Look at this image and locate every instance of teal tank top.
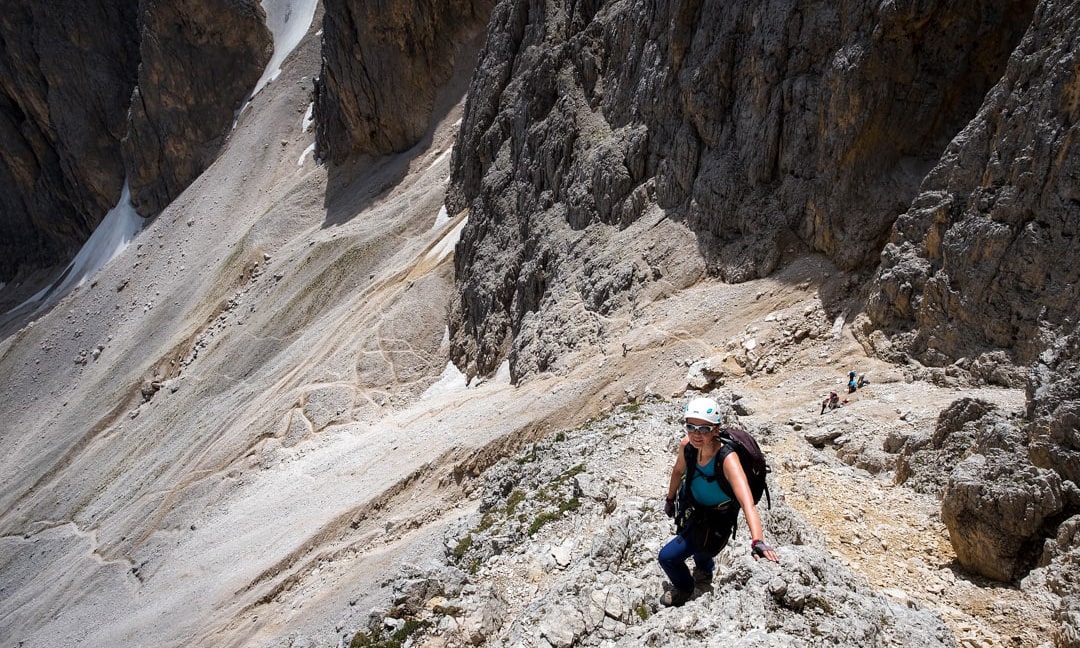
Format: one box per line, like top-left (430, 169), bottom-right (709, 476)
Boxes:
top-left (690, 450), bottom-right (732, 506)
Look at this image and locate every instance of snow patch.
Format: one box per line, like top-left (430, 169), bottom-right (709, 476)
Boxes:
top-left (431, 205), bottom-right (450, 230)
top-left (425, 216), bottom-right (466, 263)
top-left (426, 148), bottom-right (451, 172)
top-left (302, 103), bottom-right (314, 132)
top-left (831, 314), bottom-right (845, 339)
top-left (251, 0), bottom-right (318, 98)
top-left (494, 359), bottom-right (512, 384)
top-left (297, 142), bottom-right (316, 166)
top-left (10, 183), bottom-right (143, 315)
top-left (421, 362), bottom-right (469, 399)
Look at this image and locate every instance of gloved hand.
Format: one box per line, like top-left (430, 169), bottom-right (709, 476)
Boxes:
top-left (751, 539), bottom-right (779, 562)
top-left (664, 497), bottom-right (676, 518)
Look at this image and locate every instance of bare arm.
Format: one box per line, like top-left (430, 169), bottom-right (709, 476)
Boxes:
top-left (722, 452), bottom-right (780, 562)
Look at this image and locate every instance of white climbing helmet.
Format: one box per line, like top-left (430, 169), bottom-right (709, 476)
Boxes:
top-left (684, 397), bottom-right (722, 425)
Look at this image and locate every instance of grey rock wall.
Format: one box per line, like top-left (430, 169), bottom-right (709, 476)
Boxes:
top-left (313, 0), bottom-right (494, 163)
top-left (447, 0), bottom-right (1035, 379)
top-left (862, 0), bottom-right (1080, 373)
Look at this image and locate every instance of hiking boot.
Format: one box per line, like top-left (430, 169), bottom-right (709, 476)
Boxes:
top-left (660, 588), bottom-right (693, 607)
top-left (692, 566), bottom-right (713, 585)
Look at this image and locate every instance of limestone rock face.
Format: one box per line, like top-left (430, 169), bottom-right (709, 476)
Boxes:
top-left (123, 0), bottom-right (272, 215)
top-left (447, 0), bottom-right (1034, 378)
top-left (313, 0), bottom-right (494, 163)
top-left (0, 1), bottom-right (140, 280)
top-left (1027, 327), bottom-right (1080, 488)
top-left (0, 0), bottom-right (271, 282)
top-left (862, 0), bottom-right (1080, 373)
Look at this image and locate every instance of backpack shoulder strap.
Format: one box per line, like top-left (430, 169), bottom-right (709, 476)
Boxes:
top-left (714, 441), bottom-right (737, 499)
top-left (683, 442), bottom-right (697, 483)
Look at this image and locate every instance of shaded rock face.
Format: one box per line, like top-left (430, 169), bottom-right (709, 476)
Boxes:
top-left (447, 0), bottom-right (1035, 378)
top-left (862, 0), bottom-right (1080, 373)
top-left (313, 0), bottom-right (495, 164)
top-left (124, 0), bottom-right (272, 216)
top-left (0, 0), bottom-right (271, 283)
top-left (0, 1), bottom-right (140, 281)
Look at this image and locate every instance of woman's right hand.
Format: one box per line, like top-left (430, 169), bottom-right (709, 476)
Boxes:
top-left (664, 497), bottom-right (676, 518)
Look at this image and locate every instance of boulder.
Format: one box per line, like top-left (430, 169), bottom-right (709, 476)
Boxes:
top-left (941, 450), bottom-right (1064, 581)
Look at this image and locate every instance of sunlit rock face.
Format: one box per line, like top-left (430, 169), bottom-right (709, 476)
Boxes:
top-left (313, 0), bottom-right (495, 163)
top-left (123, 0), bottom-right (272, 216)
top-left (0, 1), bottom-right (140, 281)
top-left (445, 0), bottom-right (1035, 379)
top-left (862, 0), bottom-right (1080, 374)
top-left (0, 0), bottom-right (271, 283)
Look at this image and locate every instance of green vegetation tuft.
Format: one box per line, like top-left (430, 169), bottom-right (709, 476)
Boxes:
top-left (452, 534), bottom-right (473, 561)
top-left (517, 443), bottom-right (539, 464)
top-left (350, 618), bottom-right (428, 648)
top-left (528, 497), bottom-right (581, 536)
top-left (558, 464), bottom-right (586, 482)
top-left (506, 489), bottom-right (526, 514)
top-left (636, 605), bottom-right (650, 621)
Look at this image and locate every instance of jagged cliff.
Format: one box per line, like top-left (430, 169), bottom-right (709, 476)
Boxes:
top-left (861, 0), bottom-right (1080, 373)
top-left (445, 0), bottom-right (1039, 380)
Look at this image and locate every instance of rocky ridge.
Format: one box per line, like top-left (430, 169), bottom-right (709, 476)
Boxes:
top-left (335, 395), bottom-right (1057, 648)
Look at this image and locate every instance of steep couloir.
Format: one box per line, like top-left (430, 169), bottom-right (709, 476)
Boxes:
top-left (0, 0), bottom-right (271, 283)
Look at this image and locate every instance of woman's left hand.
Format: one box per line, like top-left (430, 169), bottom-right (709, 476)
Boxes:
top-left (751, 539), bottom-right (780, 563)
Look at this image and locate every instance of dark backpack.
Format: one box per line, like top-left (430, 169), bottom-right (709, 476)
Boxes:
top-left (683, 427), bottom-right (771, 510)
top-left (717, 427), bottom-right (771, 508)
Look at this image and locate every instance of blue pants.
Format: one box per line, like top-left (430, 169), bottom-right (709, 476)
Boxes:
top-left (658, 534), bottom-right (714, 592)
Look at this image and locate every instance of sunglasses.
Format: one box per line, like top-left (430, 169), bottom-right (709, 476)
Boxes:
top-left (684, 423), bottom-right (717, 434)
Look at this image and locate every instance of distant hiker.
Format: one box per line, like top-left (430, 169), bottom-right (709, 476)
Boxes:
top-left (820, 391), bottom-right (840, 414)
top-left (857, 373), bottom-right (869, 388)
top-left (659, 397), bottom-right (779, 607)
top-left (847, 370), bottom-right (858, 394)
